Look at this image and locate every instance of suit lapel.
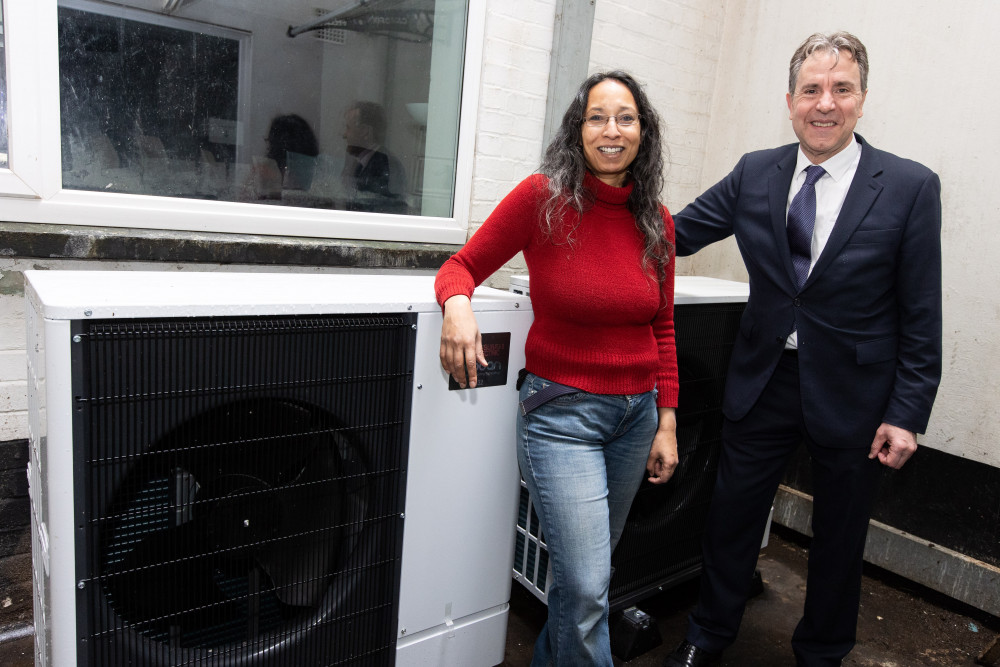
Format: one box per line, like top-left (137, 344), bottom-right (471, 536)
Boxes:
top-left (807, 137), bottom-right (884, 285)
top-left (769, 147), bottom-right (799, 288)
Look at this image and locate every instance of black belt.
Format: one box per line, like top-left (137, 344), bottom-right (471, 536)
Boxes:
top-left (516, 369), bottom-right (580, 415)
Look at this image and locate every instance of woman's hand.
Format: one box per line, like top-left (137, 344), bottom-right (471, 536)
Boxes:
top-left (646, 407), bottom-right (679, 484)
top-left (440, 295), bottom-right (487, 388)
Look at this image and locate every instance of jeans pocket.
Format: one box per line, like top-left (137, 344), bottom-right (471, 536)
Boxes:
top-left (548, 391), bottom-right (584, 406)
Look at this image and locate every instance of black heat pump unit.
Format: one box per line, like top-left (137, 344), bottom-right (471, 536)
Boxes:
top-left (76, 314), bottom-right (413, 665)
top-left (512, 277), bottom-right (753, 611)
top-left (608, 300), bottom-right (744, 609)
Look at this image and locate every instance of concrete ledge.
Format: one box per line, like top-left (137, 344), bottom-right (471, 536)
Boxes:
top-left (774, 485), bottom-right (1000, 617)
top-left (0, 222), bottom-right (460, 269)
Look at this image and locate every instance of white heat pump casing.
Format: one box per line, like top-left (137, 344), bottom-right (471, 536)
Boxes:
top-left (25, 270), bottom-right (532, 667)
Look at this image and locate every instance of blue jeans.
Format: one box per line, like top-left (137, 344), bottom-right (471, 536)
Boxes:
top-left (517, 373), bottom-right (658, 667)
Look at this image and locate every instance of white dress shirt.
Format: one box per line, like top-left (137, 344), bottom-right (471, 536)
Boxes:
top-left (785, 135), bottom-right (862, 348)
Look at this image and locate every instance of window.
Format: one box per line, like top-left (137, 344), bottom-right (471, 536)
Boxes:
top-left (1, 0), bottom-right (484, 243)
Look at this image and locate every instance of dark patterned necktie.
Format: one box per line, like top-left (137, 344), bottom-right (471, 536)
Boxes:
top-left (786, 165), bottom-right (826, 288)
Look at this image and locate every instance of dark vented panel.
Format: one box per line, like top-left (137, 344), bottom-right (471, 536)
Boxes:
top-left (609, 302), bottom-right (744, 610)
top-left (71, 314), bottom-right (416, 666)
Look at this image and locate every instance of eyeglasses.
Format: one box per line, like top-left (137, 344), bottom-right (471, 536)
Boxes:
top-left (583, 113), bottom-right (640, 127)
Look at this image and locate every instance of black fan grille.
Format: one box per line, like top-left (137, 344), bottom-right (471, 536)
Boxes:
top-left (609, 301), bottom-right (744, 609)
top-left (71, 313), bottom-right (416, 666)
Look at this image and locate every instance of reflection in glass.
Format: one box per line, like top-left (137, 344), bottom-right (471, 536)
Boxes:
top-left (58, 0), bottom-right (467, 217)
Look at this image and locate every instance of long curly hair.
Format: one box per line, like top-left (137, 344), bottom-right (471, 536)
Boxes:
top-left (538, 70), bottom-right (672, 285)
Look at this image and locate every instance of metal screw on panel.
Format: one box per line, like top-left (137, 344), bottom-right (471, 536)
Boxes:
top-left (400, 628), bottom-right (407, 636)
top-left (407, 305), bottom-right (413, 310)
top-left (400, 513), bottom-right (405, 519)
top-left (83, 310), bottom-right (92, 317)
top-left (515, 302), bottom-right (520, 308)
top-left (411, 324), bottom-right (417, 330)
top-left (72, 335), bottom-right (82, 343)
top-left (417, 384), bottom-right (423, 390)
top-left (77, 580), bottom-right (85, 590)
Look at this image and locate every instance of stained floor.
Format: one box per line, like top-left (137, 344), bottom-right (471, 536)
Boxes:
top-left (503, 527), bottom-right (1000, 666)
top-left (1, 528), bottom-right (997, 666)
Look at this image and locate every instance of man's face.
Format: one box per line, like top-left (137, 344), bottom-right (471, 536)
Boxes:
top-left (342, 108), bottom-right (370, 149)
top-left (786, 50), bottom-right (867, 164)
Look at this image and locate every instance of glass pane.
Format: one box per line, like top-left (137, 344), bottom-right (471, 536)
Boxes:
top-left (0, 5), bottom-right (8, 169)
top-left (57, 0), bottom-right (467, 217)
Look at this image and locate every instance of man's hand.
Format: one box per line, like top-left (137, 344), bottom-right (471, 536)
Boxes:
top-left (647, 408), bottom-right (679, 484)
top-left (868, 422), bottom-right (918, 469)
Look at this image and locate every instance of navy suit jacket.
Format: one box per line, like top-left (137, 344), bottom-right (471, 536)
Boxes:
top-left (674, 135), bottom-right (942, 447)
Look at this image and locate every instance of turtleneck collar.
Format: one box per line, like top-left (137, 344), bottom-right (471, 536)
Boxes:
top-left (584, 170), bottom-right (633, 206)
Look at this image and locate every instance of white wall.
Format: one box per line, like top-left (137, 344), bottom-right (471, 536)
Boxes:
top-left (673, 0), bottom-right (1000, 467)
top-left (472, 0), bottom-right (728, 289)
top-left (591, 0), bottom-right (726, 212)
top-left (468, 0), bottom-right (558, 288)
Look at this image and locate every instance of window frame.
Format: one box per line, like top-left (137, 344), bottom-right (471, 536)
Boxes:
top-left (1, 0), bottom-right (484, 245)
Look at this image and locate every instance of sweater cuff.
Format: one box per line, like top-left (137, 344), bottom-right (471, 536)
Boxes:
top-left (434, 278), bottom-right (475, 310)
top-left (656, 378), bottom-right (679, 408)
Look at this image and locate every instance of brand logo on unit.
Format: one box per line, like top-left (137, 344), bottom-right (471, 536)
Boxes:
top-left (448, 332), bottom-right (512, 391)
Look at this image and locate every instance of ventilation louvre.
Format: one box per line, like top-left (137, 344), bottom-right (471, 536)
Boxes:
top-left (313, 8), bottom-right (346, 44)
top-left (75, 314), bottom-right (415, 665)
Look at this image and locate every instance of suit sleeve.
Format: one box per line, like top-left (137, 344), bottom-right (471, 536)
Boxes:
top-left (883, 171), bottom-right (943, 434)
top-left (673, 155), bottom-right (747, 257)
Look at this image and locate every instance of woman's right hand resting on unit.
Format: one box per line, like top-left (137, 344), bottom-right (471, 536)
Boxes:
top-left (440, 294), bottom-right (487, 388)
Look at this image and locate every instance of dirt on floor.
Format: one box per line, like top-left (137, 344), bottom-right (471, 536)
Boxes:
top-left (504, 527), bottom-right (1000, 666)
top-left (1, 528), bottom-right (996, 666)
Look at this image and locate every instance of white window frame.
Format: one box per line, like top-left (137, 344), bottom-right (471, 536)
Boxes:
top-left (0, 0), bottom-right (484, 245)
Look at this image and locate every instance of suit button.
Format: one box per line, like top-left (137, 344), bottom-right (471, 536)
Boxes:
top-left (793, 298), bottom-right (801, 307)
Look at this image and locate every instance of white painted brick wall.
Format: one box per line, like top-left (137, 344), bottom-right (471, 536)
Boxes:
top-left (0, 292), bottom-right (28, 441)
top-left (590, 0), bottom-right (726, 213)
top-left (467, 1), bottom-right (557, 287)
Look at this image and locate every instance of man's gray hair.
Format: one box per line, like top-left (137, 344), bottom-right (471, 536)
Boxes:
top-left (788, 31), bottom-right (869, 94)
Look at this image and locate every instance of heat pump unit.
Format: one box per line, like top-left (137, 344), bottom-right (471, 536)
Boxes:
top-left (25, 270), bottom-right (532, 667)
top-left (510, 275), bottom-right (757, 609)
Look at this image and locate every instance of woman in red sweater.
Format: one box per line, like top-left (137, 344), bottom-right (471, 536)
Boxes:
top-left (435, 71), bottom-right (679, 666)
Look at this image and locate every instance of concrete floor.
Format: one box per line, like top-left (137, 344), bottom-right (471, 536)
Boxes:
top-left (502, 527), bottom-right (1000, 667)
top-left (2, 527), bottom-right (997, 666)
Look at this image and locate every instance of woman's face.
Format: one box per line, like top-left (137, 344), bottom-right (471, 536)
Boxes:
top-left (581, 79), bottom-right (641, 187)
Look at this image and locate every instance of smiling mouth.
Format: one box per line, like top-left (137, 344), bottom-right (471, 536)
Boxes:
top-left (598, 147), bottom-right (624, 154)
top-left (811, 121), bottom-right (836, 127)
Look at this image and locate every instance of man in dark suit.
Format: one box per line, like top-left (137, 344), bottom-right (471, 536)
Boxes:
top-left (656, 32), bottom-right (942, 667)
top-left (341, 101), bottom-right (408, 214)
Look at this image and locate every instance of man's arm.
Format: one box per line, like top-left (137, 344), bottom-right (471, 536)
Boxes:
top-left (673, 155), bottom-right (748, 257)
top-left (882, 170), bottom-right (943, 437)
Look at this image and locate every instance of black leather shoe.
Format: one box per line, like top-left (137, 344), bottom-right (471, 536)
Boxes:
top-left (662, 639), bottom-right (720, 667)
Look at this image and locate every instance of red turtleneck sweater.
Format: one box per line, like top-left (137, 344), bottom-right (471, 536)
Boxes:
top-left (435, 172), bottom-right (678, 408)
